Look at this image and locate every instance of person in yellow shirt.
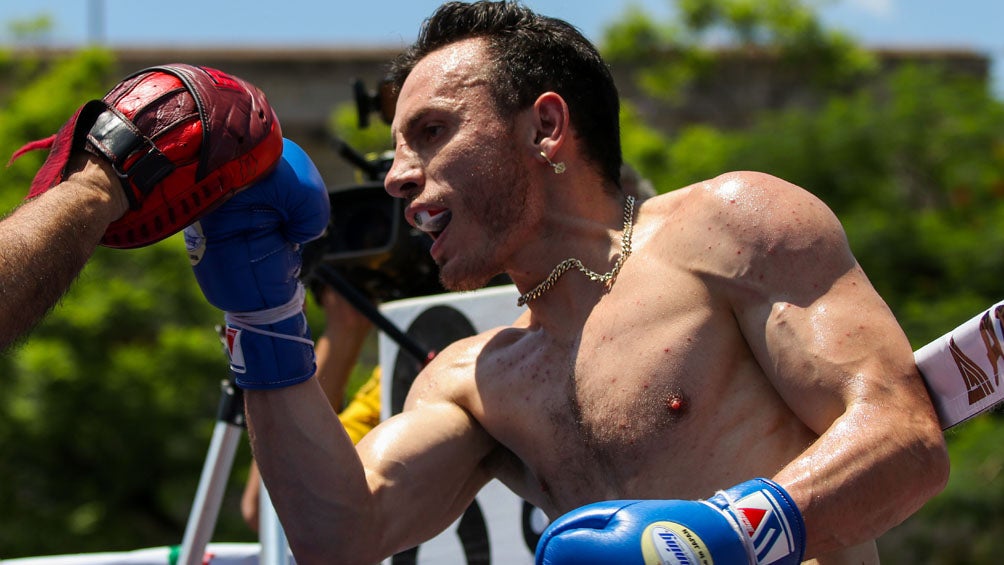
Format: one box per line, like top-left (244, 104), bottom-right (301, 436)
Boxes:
top-left (338, 368), bottom-right (382, 445)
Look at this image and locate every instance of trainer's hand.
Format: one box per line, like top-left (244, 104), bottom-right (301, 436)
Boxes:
top-left (185, 138), bottom-right (330, 389)
top-left (535, 478), bottom-right (805, 565)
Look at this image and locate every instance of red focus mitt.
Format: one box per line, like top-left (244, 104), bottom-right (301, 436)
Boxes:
top-left (9, 63), bottom-right (283, 248)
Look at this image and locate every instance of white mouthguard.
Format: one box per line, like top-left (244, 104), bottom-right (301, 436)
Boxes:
top-left (414, 209), bottom-right (451, 232)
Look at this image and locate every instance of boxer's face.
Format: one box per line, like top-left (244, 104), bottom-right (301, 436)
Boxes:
top-left (388, 38), bottom-right (539, 291)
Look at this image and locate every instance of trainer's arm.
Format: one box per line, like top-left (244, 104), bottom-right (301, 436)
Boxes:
top-left (723, 172), bottom-right (949, 558)
top-left (246, 340), bottom-right (498, 564)
top-left (0, 155), bottom-right (126, 351)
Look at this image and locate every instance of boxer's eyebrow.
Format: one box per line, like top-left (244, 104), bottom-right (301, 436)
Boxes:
top-left (392, 108), bottom-right (430, 145)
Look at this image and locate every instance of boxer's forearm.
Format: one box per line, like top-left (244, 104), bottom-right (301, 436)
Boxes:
top-left (0, 159), bottom-right (125, 351)
top-left (245, 380), bottom-right (378, 563)
top-left (771, 394), bottom-right (948, 558)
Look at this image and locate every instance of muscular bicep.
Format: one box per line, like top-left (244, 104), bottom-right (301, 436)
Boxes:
top-left (718, 173), bottom-right (920, 434)
top-left (752, 264), bottom-right (917, 434)
top-left (354, 372), bottom-right (498, 554)
top-left (716, 174), bottom-right (947, 555)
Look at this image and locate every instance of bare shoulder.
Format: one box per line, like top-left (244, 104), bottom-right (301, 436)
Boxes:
top-left (645, 171), bottom-right (853, 288)
top-left (675, 170), bottom-right (843, 240)
top-left (402, 321), bottom-right (523, 411)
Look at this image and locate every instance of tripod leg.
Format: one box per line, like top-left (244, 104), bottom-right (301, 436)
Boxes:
top-left (259, 480), bottom-right (291, 565)
top-left (178, 380), bottom-right (245, 565)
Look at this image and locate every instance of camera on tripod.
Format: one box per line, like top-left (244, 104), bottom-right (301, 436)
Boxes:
top-left (302, 78), bottom-right (445, 303)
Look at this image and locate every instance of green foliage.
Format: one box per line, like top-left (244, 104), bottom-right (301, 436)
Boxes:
top-left (882, 414), bottom-right (1004, 563)
top-left (635, 65), bottom-right (1004, 346)
top-left (677, 0), bottom-right (877, 86)
top-left (604, 0), bottom-right (875, 104)
top-left (604, 6), bottom-right (710, 103)
top-left (6, 14), bottom-right (54, 44)
top-left (329, 102), bottom-right (392, 157)
top-left (0, 47), bottom-right (116, 213)
top-left (604, 5), bottom-right (675, 61)
top-left (3, 0), bottom-right (1004, 559)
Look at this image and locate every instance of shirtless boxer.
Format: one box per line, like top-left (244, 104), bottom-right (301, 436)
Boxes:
top-left (189, 2), bottom-right (949, 563)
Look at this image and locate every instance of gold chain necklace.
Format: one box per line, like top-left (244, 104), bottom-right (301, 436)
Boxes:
top-left (517, 195), bottom-right (636, 307)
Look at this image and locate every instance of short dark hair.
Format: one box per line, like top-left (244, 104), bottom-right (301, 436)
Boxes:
top-left (389, 1), bottom-right (622, 185)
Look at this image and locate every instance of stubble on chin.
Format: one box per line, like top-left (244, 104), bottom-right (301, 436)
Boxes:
top-left (437, 256), bottom-right (499, 292)
top-left (438, 137), bottom-right (530, 293)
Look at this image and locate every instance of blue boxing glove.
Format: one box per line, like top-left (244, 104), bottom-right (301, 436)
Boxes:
top-left (185, 138), bottom-right (330, 389)
top-left (536, 478), bottom-right (805, 565)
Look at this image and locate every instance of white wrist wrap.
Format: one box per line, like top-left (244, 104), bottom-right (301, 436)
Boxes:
top-left (224, 282), bottom-right (314, 346)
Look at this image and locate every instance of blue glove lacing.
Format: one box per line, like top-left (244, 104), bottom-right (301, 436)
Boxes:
top-left (223, 282), bottom-right (314, 346)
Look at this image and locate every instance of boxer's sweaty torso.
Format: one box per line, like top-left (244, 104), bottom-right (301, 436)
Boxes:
top-left (420, 185), bottom-right (880, 564)
top-left (473, 270), bottom-right (811, 511)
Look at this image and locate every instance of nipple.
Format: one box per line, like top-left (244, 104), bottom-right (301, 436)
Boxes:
top-left (666, 394), bottom-right (686, 413)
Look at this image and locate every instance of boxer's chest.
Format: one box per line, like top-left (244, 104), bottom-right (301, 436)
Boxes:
top-left (479, 290), bottom-right (752, 511)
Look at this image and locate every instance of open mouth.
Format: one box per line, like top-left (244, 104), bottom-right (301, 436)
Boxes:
top-left (414, 208), bottom-right (452, 239)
